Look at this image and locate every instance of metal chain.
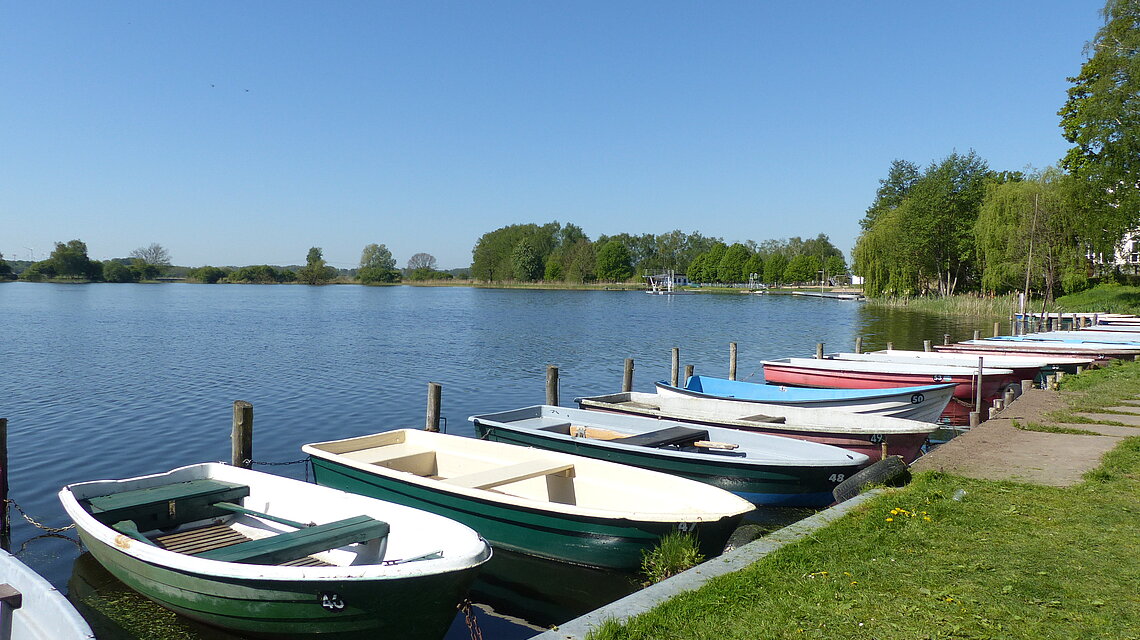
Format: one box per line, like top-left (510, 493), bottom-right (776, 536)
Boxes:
top-left (5, 499), bottom-right (75, 533)
top-left (460, 599), bottom-right (483, 640)
top-left (249, 457), bottom-right (310, 466)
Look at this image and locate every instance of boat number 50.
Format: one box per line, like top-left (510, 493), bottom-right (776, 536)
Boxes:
top-left (909, 393), bottom-right (925, 404)
top-left (320, 592), bottom-right (346, 612)
top-left (828, 474), bottom-right (845, 483)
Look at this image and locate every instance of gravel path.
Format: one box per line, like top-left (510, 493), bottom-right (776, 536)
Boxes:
top-left (910, 386), bottom-right (1139, 486)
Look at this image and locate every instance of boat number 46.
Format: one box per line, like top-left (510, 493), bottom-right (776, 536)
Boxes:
top-left (320, 592), bottom-right (346, 612)
top-left (828, 474), bottom-right (845, 483)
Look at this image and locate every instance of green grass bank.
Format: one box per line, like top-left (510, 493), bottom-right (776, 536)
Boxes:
top-left (587, 364), bottom-right (1140, 640)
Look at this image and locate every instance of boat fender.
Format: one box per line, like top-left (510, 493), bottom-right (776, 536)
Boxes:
top-left (831, 455), bottom-right (910, 504)
top-left (721, 524), bottom-right (765, 553)
top-left (999, 382), bottom-right (1022, 398)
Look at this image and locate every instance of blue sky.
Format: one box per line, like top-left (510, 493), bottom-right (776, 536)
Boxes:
top-left (1, 1), bottom-right (1105, 270)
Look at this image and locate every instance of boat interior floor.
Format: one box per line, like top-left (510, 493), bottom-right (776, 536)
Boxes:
top-left (153, 524), bottom-right (333, 567)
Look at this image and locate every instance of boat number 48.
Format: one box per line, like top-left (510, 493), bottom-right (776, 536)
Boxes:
top-left (320, 592), bottom-right (346, 612)
top-left (828, 474), bottom-right (845, 483)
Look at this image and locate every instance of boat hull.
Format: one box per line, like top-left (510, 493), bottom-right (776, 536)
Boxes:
top-left (308, 456), bottom-right (740, 570)
top-left (74, 527), bottom-right (475, 640)
top-left (762, 362), bottom-right (1009, 401)
top-left (655, 377), bottom-right (954, 422)
top-left (576, 394), bottom-right (933, 463)
top-left (470, 421), bottom-right (862, 508)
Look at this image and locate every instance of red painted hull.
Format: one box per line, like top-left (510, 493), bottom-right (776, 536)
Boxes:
top-left (762, 362), bottom-right (1011, 401)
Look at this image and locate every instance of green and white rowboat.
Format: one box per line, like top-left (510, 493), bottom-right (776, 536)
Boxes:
top-left (59, 463), bottom-right (491, 640)
top-left (303, 429), bottom-right (755, 570)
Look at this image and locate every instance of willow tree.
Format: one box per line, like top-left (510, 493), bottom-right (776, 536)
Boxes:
top-left (976, 170), bottom-right (1086, 302)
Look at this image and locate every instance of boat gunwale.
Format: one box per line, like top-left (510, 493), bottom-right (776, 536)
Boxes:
top-left (302, 430), bottom-right (755, 522)
top-left (60, 462), bottom-right (491, 583)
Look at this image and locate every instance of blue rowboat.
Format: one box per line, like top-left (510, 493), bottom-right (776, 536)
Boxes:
top-left (656, 375), bottom-right (955, 422)
top-left (469, 405), bottom-right (869, 508)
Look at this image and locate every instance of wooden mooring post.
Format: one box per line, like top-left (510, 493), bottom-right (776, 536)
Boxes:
top-left (671, 348), bottom-right (680, 386)
top-left (426, 382), bottom-right (442, 432)
top-left (728, 343), bottom-right (738, 381)
top-left (622, 358), bottom-right (634, 392)
top-left (0, 418), bottom-right (8, 551)
top-left (684, 364), bottom-right (694, 385)
top-left (815, 343), bottom-right (824, 359)
top-left (854, 336), bottom-right (862, 354)
top-left (923, 339), bottom-right (932, 352)
top-left (231, 401), bottom-right (253, 469)
top-left (973, 329), bottom-right (981, 341)
top-left (974, 357), bottom-right (984, 417)
top-left (994, 321), bottom-right (1000, 337)
top-left (546, 365), bottom-right (559, 406)
top-left (944, 334), bottom-right (951, 346)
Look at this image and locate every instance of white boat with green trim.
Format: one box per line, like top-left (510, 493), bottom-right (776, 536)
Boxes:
top-left (59, 463), bottom-right (491, 640)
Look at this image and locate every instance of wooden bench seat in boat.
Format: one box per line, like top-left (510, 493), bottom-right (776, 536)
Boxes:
top-left (195, 515), bottom-right (390, 565)
top-left (612, 426), bottom-right (710, 448)
top-left (85, 479), bottom-right (251, 529)
top-left (443, 459), bottom-right (576, 490)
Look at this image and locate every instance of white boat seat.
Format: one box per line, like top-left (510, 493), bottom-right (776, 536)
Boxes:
top-left (443, 459), bottom-right (575, 490)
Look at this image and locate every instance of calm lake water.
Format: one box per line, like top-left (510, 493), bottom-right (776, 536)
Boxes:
top-left (0, 282), bottom-right (1001, 638)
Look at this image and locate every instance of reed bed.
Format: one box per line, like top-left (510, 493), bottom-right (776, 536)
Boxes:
top-left (864, 293), bottom-right (1018, 317)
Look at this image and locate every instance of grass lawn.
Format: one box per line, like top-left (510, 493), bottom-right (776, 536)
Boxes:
top-left (588, 373), bottom-right (1140, 639)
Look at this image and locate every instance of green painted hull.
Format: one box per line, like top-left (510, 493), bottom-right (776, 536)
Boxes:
top-left (309, 457), bottom-right (741, 570)
top-left (76, 527), bottom-right (477, 640)
top-left (473, 423), bottom-right (853, 507)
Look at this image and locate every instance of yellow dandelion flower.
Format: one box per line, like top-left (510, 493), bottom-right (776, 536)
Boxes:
top-left (885, 517), bottom-right (893, 522)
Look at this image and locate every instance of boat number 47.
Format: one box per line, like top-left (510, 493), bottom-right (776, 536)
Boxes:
top-left (828, 474), bottom-right (845, 483)
top-left (320, 592), bottom-right (346, 612)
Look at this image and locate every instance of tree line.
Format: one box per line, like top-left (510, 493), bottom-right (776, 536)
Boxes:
top-left (468, 222), bottom-right (849, 285)
top-left (3, 241), bottom-right (455, 285)
top-left (853, 0), bottom-right (1139, 303)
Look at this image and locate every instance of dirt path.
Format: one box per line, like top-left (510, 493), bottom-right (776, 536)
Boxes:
top-left (910, 386), bottom-right (1139, 486)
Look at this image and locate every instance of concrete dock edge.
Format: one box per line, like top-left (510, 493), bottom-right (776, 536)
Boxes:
top-left (529, 489), bottom-right (883, 640)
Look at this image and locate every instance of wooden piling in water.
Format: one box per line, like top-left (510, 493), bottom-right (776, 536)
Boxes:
top-left (546, 365), bottom-right (559, 406)
top-left (973, 330), bottom-right (981, 341)
top-left (994, 321), bottom-right (1000, 337)
top-left (815, 343), bottom-right (823, 359)
top-left (231, 401), bottom-right (253, 469)
top-left (622, 358), bottom-right (634, 392)
top-left (944, 334), bottom-right (951, 346)
top-left (974, 357), bottom-right (984, 416)
top-left (671, 348), bottom-right (680, 386)
top-left (426, 382), bottom-right (442, 432)
top-left (886, 341), bottom-right (893, 351)
top-left (684, 364), bottom-right (694, 384)
top-left (0, 418), bottom-right (8, 550)
top-left (855, 336), bottom-right (862, 354)
top-left (924, 340), bottom-right (932, 352)
top-left (729, 343), bottom-right (737, 381)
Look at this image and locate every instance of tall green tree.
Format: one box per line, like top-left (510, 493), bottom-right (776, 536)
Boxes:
top-left (129, 243), bottom-right (171, 278)
top-left (717, 243), bottom-right (751, 284)
top-left (860, 160), bottom-right (921, 230)
top-left (763, 253), bottom-right (788, 286)
top-left (359, 243), bottom-right (399, 284)
top-left (49, 240), bottom-right (99, 279)
top-left (511, 240), bottom-right (543, 281)
top-left (596, 240), bottom-right (634, 282)
top-left (742, 253), bottom-right (764, 283)
top-left (297, 247), bottom-right (336, 285)
top-left (563, 239), bottom-right (596, 283)
top-left (1059, 0), bottom-right (1140, 249)
top-left (975, 169), bottom-right (1085, 301)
